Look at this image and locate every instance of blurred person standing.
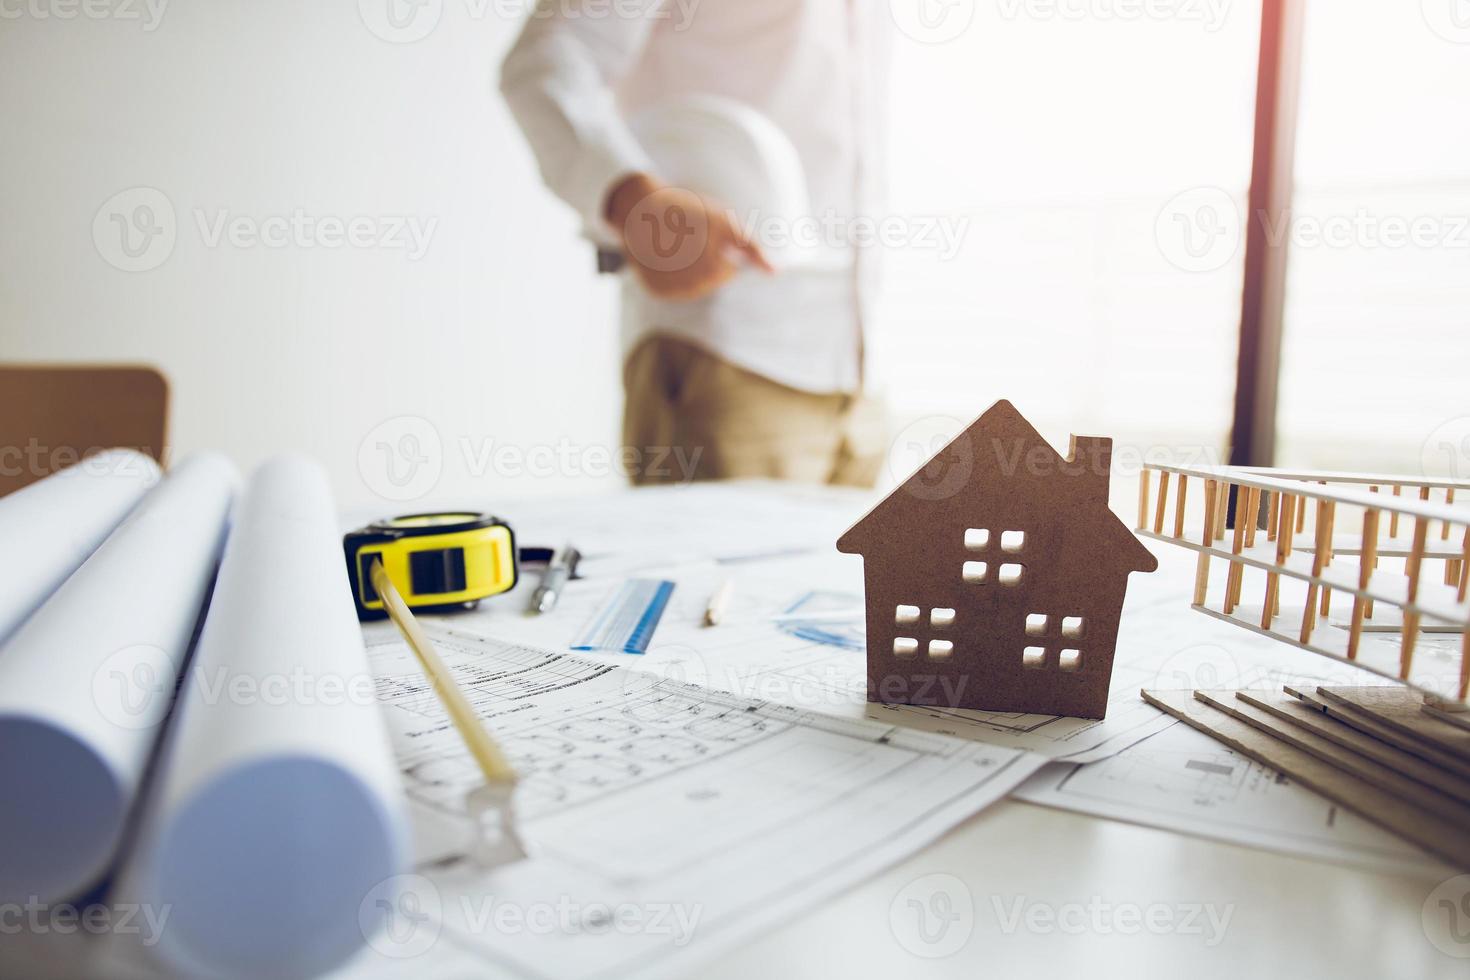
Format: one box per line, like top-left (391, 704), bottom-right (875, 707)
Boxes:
top-left (501, 0), bottom-right (890, 486)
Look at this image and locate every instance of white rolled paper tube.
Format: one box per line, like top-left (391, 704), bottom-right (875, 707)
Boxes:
top-left (132, 455), bottom-right (408, 979)
top-left (0, 452), bottom-right (237, 905)
top-left (0, 448), bottom-right (161, 646)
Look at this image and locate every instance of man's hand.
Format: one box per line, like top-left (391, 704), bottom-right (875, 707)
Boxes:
top-left (605, 173), bottom-right (774, 301)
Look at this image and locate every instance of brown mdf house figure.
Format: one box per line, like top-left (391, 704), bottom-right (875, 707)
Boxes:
top-left (837, 400), bottom-right (1157, 719)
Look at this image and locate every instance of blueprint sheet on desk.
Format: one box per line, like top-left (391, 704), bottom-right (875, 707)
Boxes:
top-left (1015, 719), bottom-right (1449, 877)
top-left (444, 505), bottom-right (1357, 764)
top-left (359, 624), bottom-right (1044, 980)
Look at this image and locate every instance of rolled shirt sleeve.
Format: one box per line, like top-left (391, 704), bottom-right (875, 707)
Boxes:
top-left (499, 0), bottom-right (664, 246)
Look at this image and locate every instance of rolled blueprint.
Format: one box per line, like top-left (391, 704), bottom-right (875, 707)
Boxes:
top-left (129, 455), bottom-right (408, 979)
top-left (0, 452), bottom-right (237, 905)
top-left (0, 448), bottom-right (161, 645)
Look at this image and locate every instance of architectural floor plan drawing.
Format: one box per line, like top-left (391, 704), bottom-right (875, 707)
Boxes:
top-left (361, 625), bottom-right (1044, 980)
top-left (1015, 720), bottom-right (1449, 877)
top-left (452, 543), bottom-right (1389, 764)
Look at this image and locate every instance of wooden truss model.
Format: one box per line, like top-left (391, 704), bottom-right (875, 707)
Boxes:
top-left (1138, 463), bottom-right (1470, 706)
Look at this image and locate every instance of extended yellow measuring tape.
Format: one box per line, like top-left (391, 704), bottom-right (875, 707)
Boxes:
top-left (344, 512), bottom-right (517, 621)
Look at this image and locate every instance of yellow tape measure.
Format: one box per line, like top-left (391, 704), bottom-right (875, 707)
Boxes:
top-left (344, 512), bottom-right (517, 620)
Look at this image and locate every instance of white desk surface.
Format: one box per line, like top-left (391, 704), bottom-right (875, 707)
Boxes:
top-left (3, 480), bottom-right (1463, 978)
top-left (494, 480), bottom-right (1466, 979)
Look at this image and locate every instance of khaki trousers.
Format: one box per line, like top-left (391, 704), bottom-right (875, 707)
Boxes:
top-left (621, 336), bottom-right (886, 487)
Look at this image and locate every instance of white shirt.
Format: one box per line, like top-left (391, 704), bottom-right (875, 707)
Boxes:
top-left (500, 0), bottom-right (889, 394)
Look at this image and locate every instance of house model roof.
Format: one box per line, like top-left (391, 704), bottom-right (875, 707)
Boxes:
top-left (837, 399), bottom-right (1158, 577)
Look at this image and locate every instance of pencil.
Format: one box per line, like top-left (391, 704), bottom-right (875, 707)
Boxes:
top-left (704, 579), bottom-right (734, 627)
top-left (370, 560), bottom-right (517, 786)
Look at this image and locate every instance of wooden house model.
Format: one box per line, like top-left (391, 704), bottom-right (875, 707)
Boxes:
top-left (837, 400), bottom-right (1157, 719)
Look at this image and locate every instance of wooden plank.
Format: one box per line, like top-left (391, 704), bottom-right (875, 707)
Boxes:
top-left (1317, 687), bottom-right (1470, 762)
top-left (1238, 689), bottom-right (1470, 805)
top-left (1243, 486), bottom-right (1261, 550)
top-left (1154, 470), bottom-right (1170, 535)
top-left (1194, 479), bottom-right (1216, 606)
top-left (1300, 498), bottom-right (1328, 643)
top-left (1284, 686), bottom-right (1470, 780)
top-left (1348, 508), bottom-right (1379, 660)
top-left (1225, 493), bottom-right (1248, 614)
top-left (1141, 689), bottom-right (1470, 870)
top-left (1263, 493), bottom-right (1294, 626)
top-left (1422, 701), bottom-right (1470, 735)
top-left (1197, 691), bottom-right (1470, 825)
top-left (1174, 474), bottom-right (1190, 539)
top-left (1401, 517), bottom-right (1430, 678)
top-left (1319, 500), bottom-right (1336, 617)
top-left (1215, 479), bottom-right (1230, 541)
top-left (1137, 468), bottom-right (1151, 531)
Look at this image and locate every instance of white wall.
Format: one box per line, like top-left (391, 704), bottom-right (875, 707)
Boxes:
top-left (0, 1), bottom-right (624, 512)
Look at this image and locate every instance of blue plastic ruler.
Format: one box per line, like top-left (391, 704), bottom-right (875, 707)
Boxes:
top-left (571, 579), bottom-right (676, 655)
